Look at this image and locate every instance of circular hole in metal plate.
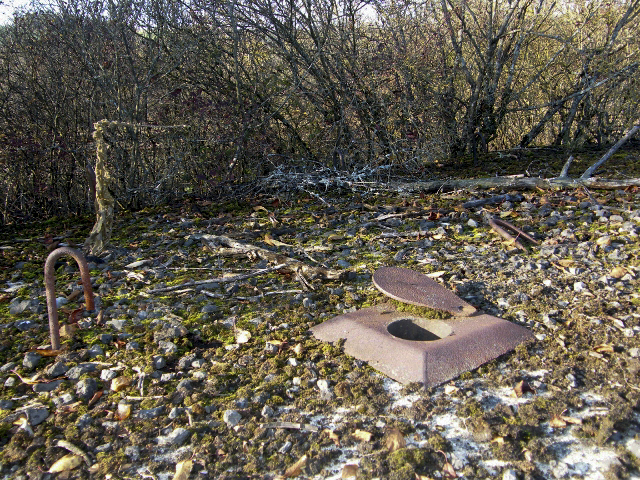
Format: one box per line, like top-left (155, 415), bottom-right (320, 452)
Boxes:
top-left (387, 317), bottom-right (452, 341)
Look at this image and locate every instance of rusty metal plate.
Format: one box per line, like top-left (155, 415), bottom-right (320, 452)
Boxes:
top-left (373, 267), bottom-right (476, 316)
top-left (310, 304), bottom-right (535, 388)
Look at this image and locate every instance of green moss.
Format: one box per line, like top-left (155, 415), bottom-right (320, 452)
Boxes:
top-left (388, 299), bottom-right (452, 320)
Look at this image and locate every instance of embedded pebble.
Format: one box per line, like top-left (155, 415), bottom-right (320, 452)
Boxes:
top-left (157, 427), bottom-right (191, 446)
top-left (223, 409), bottom-right (242, 427)
top-left (22, 352), bottom-right (41, 371)
top-left (25, 407), bottom-right (49, 426)
top-left (76, 378), bottom-right (98, 402)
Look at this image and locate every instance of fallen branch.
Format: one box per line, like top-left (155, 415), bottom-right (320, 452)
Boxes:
top-left (462, 193), bottom-right (524, 209)
top-left (197, 234), bottom-right (347, 281)
top-left (488, 217), bottom-right (539, 251)
top-left (260, 422), bottom-right (319, 432)
top-left (147, 263), bottom-right (288, 294)
top-left (581, 124), bottom-right (640, 179)
top-left (387, 176), bottom-right (640, 193)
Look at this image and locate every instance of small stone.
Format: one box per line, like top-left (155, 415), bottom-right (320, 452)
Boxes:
top-left (100, 369), bottom-right (118, 381)
top-left (152, 356), bottom-right (166, 370)
top-left (125, 341), bottom-right (140, 351)
top-left (264, 342), bottom-right (279, 354)
top-left (99, 333), bottom-right (113, 344)
top-left (55, 297), bottom-right (68, 308)
top-left (76, 378), bottom-right (98, 402)
top-left (154, 325), bottom-right (189, 342)
top-left (53, 393), bottom-right (75, 407)
top-left (66, 363), bottom-right (97, 380)
top-left (26, 407), bottom-right (49, 426)
top-left (125, 446), bottom-right (141, 461)
top-left (157, 427), bottom-right (191, 446)
top-left (178, 353), bottom-right (197, 370)
top-left (287, 358), bottom-right (298, 367)
top-left (14, 320), bottom-right (37, 331)
top-left (95, 443), bottom-right (112, 453)
top-left (629, 348), bottom-right (640, 358)
top-left (88, 345), bottom-right (104, 358)
top-left (9, 299), bottom-right (31, 315)
top-left (22, 352), bottom-right (41, 371)
top-left (467, 219), bottom-right (478, 228)
top-left (610, 214), bottom-right (624, 223)
top-left (157, 340), bottom-right (178, 355)
top-left (76, 413), bottom-right (92, 429)
top-left (0, 399), bottom-right (14, 410)
top-left (261, 405), bottom-right (274, 418)
top-left (223, 409), bottom-right (242, 427)
top-left (336, 259), bottom-right (351, 269)
top-left (137, 406), bottom-right (165, 419)
top-left (279, 441), bottom-right (293, 454)
top-left (168, 407), bottom-right (184, 419)
top-left (0, 362), bottom-right (17, 373)
top-left (191, 359), bottom-right (206, 368)
top-left (106, 319), bottom-right (127, 331)
top-left (502, 469), bottom-right (518, 480)
top-left (201, 304), bottom-right (219, 314)
top-left (4, 376), bottom-right (16, 387)
top-left (177, 379), bottom-right (194, 392)
top-left (302, 297), bottom-right (313, 308)
top-left (33, 379), bottom-right (63, 393)
top-left (573, 281), bottom-right (587, 292)
top-left (160, 373), bottom-right (176, 382)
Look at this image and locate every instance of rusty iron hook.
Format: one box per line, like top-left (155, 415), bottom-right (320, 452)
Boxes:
top-left (45, 247), bottom-right (95, 350)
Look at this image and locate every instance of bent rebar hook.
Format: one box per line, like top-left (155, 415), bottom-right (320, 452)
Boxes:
top-left (44, 247), bottom-right (95, 350)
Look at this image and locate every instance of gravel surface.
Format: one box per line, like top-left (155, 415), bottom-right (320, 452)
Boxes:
top-left (0, 182), bottom-right (639, 479)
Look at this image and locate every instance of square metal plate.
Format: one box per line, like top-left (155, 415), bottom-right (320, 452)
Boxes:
top-left (310, 304), bottom-right (535, 388)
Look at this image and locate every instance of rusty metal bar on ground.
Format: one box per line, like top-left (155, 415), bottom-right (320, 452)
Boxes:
top-left (44, 247), bottom-right (95, 350)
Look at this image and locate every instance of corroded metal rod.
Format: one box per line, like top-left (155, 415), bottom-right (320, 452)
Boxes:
top-left (44, 247), bottom-right (95, 350)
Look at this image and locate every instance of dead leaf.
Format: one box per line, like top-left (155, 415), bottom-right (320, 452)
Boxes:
top-left (523, 448), bottom-right (533, 462)
top-left (0, 293), bottom-right (11, 303)
top-left (284, 454), bottom-right (307, 477)
top-left (353, 429), bottom-right (373, 442)
top-left (549, 414), bottom-right (567, 428)
top-left (87, 390), bottom-right (103, 407)
top-left (385, 428), bottom-right (406, 452)
top-left (253, 205), bottom-right (269, 213)
top-left (594, 344), bottom-right (614, 354)
top-left (11, 370), bottom-right (45, 385)
top-left (342, 464), bottom-right (358, 479)
top-left (557, 259), bottom-right (575, 267)
top-left (111, 376), bottom-right (132, 392)
top-left (438, 450), bottom-right (458, 478)
top-left (172, 459), bottom-right (193, 480)
top-left (59, 324), bottom-right (77, 338)
top-left (68, 307), bottom-right (84, 324)
top-left (490, 436), bottom-right (505, 445)
top-left (29, 348), bottom-right (62, 357)
top-left (66, 290), bottom-right (83, 303)
top-left (48, 454), bottom-right (83, 473)
top-left (264, 233), bottom-right (292, 248)
top-left (116, 403), bottom-right (131, 421)
top-left (514, 380), bottom-right (536, 397)
top-left (324, 429), bottom-right (340, 446)
top-left (327, 233), bottom-right (344, 242)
